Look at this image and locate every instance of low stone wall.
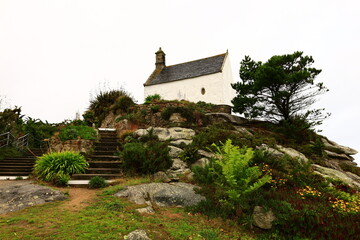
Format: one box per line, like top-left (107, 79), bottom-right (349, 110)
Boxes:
top-left (48, 136), bottom-right (94, 153)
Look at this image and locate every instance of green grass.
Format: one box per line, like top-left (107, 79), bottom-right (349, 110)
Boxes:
top-left (0, 178), bottom-right (254, 240)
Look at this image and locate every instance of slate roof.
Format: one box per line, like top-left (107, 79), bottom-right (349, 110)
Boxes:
top-left (145, 53), bottom-right (227, 86)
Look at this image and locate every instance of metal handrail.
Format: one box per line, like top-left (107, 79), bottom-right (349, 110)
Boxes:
top-left (0, 132), bottom-right (30, 149)
top-left (16, 134), bottom-right (29, 149)
top-left (0, 132), bottom-right (10, 148)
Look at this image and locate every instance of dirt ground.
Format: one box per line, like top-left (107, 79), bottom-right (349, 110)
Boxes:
top-left (60, 187), bottom-right (99, 211)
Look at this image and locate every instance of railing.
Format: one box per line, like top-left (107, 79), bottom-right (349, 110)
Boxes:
top-left (0, 132), bottom-right (30, 150)
top-left (16, 134), bottom-right (29, 149)
top-left (0, 132), bottom-right (11, 148)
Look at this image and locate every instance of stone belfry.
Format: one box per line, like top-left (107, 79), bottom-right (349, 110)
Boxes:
top-left (155, 47), bottom-right (166, 70)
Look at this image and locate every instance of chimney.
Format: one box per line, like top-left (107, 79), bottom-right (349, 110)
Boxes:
top-left (155, 47), bottom-right (166, 70)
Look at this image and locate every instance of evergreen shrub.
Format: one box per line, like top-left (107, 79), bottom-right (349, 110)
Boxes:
top-left (88, 89), bottom-right (135, 126)
top-left (111, 95), bottom-right (135, 113)
top-left (59, 125), bottom-right (97, 141)
top-left (89, 176), bottom-right (107, 188)
top-left (121, 130), bottom-right (172, 174)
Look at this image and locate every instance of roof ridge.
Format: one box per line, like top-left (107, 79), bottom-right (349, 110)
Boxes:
top-left (164, 52), bottom-right (227, 68)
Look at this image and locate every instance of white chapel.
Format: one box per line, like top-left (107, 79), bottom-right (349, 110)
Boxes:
top-left (144, 48), bottom-right (235, 106)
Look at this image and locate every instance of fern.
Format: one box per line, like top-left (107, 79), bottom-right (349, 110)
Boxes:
top-left (212, 140), bottom-right (271, 203)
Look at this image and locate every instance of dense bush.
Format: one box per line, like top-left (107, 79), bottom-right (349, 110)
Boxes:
top-left (180, 124), bottom-right (252, 164)
top-left (59, 125), bottom-right (97, 141)
top-left (144, 94), bottom-right (162, 104)
top-left (82, 110), bottom-right (96, 126)
top-left (190, 138), bottom-right (360, 239)
top-left (111, 95), bottom-right (135, 113)
top-left (272, 116), bottom-right (317, 144)
top-left (22, 117), bottom-right (57, 148)
top-left (121, 130), bottom-right (172, 174)
top-left (89, 176), bottom-right (107, 188)
top-left (88, 89), bottom-right (135, 126)
top-left (192, 124), bottom-right (247, 150)
top-left (0, 107), bottom-right (23, 133)
top-left (262, 186), bottom-right (360, 239)
top-left (179, 144), bottom-right (200, 165)
top-left (0, 107), bottom-right (56, 148)
top-left (34, 151), bottom-right (89, 183)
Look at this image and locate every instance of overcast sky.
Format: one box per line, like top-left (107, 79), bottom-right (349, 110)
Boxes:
top-left (1, 0), bottom-right (359, 163)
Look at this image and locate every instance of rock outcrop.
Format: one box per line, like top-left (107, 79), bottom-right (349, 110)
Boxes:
top-left (134, 127), bottom-right (195, 143)
top-left (257, 144), bottom-right (309, 164)
top-left (0, 181), bottom-right (67, 214)
top-left (115, 182), bottom-right (205, 207)
top-left (312, 164), bottom-right (360, 190)
top-left (206, 113), bottom-right (249, 125)
top-left (276, 145), bottom-right (309, 164)
top-left (322, 138), bottom-right (358, 156)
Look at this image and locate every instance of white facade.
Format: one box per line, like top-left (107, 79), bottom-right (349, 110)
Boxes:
top-left (144, 53), bottom-right (236, 105)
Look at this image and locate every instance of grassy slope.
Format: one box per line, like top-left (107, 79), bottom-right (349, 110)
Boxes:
top-left (0, 178), bottom-right (256, 240)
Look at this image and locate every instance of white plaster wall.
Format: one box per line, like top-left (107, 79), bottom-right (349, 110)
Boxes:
top-left (144, 54), bottom-right (236, 105)
top-left (221, 53), bottom-right (236, 105)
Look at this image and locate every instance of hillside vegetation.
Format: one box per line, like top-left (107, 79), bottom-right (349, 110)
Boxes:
top-left (1, 89), bottom-right (359, 239)
top-left (78, 91), bottom-right (360, 239)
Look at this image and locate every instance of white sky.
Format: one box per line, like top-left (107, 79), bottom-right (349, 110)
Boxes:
top-left (1, 0), bottom-right (359, 164)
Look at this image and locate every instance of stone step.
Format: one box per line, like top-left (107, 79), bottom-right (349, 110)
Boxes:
top-left (94, 142), bottom-right (119, 147)
top-left (0, 165), bottom-right (33, 169)
top-left (89, 155), bottom-right (120, 161)
top-left (93, 146), bottom-right (118, 151)
top-left (68, 179), bottom-right (115, 187)
top-left (100, 135), bottom-right (117, 139)
top-left (92, 151), bottom-right (117, 155)
top-left (88, 161), bottom-right (122, 168)
top-left (0, 162), bottom-right (35, 166)
top-left (0, 167), bottom-right (33, 172)
top-left (99, 131), bottom-right (117, 135)
top-left (97, 141), bottom-right (118, 146)
top-left (1, 156), bottom-right (36, 160)
top-left (72, 173), bottom-right (122, 180)
top-left (0, 171), bottom-right (31, 176)
top-left (86, 168), bottom-right (122, 174)
top-left (0, 159), bottom-right (36, 164)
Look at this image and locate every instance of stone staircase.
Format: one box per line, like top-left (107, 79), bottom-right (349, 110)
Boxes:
top-left (0, 148), bottom-right (46, 179)
top-left (71, 129), bottom-right (122, 181)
